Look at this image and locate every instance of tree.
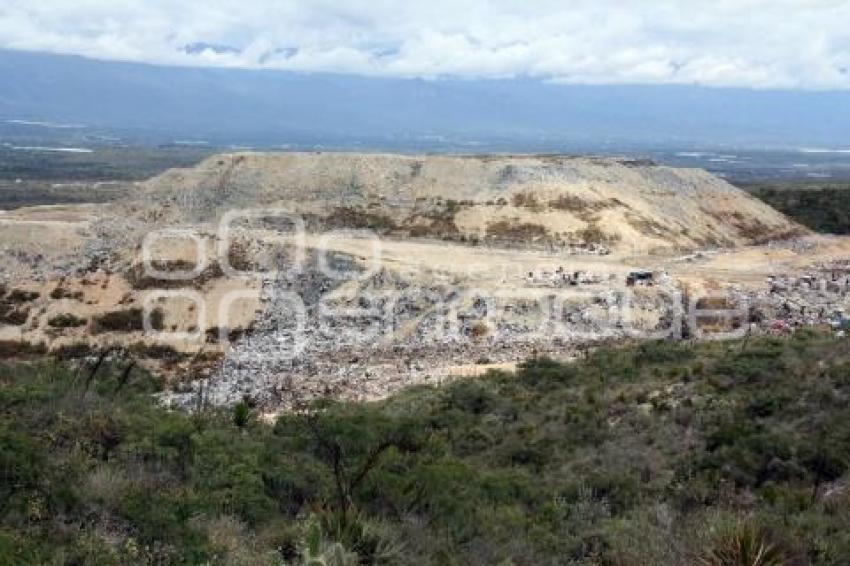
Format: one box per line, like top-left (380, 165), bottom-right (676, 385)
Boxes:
top-left (277, 401), bottom-right (426, 521)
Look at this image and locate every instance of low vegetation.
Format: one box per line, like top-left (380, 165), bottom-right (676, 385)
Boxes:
top-left (485, 220), bottom-right (549, 242)
top-left (512, 191), bottom-right (544, 212)
top-left (92, 308), bottom-right (164, 333)
top-left (126, 260), bottom-right (224, 291)
top-left (49, 287), bottom-right (85, 301)
top-left (0, 146), bottom-right (213, 209)
top-left (0, 289), bottom-right (39, 326)
top-left (325, 207), bottom-right (398, 233)
top-left (743, 182), bottom-right (850, 234)
top-left (0, 307), bottom-right (29, 326)
top-left (1, 332), bottom-right (849, 563)
top-left (404, 207), bottom-right (462, 240)
top-left (47, 313), bottom-right (88, 328)
top-left (574, 223), bottom-right (621, 245)
top-left (548, 195), bottom-right (626, 222)
top-left (0, 340), bottom-right (46, 359)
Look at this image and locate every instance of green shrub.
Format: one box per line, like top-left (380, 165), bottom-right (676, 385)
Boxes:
top-left (517, 356), bottom-right (577, 385)
top-left (92, 308), bottom-right (163, 333)
top-left (4, 290), bottom-right (39, 303)
top-left (0, 306), bottom-right (29, 325)
top-left (119, 490), bottom-right (209, 560)
top-left (49, 287), bottom-right (84, 300)
top-left (233, 401), bottom-right (251, 428)
top-left (713, 346), bottom-right (786, 383)
top-left (47, 313), bottom-right (87, 328)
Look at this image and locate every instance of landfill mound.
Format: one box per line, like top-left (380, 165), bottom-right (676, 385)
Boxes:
top-left (5, 152), bottom-right (844, 413)
top-left (135, 152), bottom-right (805, 254)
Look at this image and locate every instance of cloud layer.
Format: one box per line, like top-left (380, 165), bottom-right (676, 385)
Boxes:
top-left (1, 0), bottom-right (849, 89)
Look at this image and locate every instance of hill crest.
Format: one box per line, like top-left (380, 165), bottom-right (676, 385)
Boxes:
top-left (137, 151), bottom-right (806, 253)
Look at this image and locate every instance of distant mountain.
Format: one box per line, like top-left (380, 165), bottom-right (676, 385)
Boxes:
top-left (0, 49), bottom-right (849, 149)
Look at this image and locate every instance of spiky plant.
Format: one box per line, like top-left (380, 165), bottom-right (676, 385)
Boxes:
top-left (697, 521), bottom-right (794, 566)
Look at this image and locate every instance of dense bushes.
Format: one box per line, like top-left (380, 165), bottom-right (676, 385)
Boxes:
top-left (1, 334), bottom-right (850, 563)
top-left (745, 183), bottom-right (850, 234)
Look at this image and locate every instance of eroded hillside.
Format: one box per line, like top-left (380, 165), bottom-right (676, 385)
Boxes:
top-left (134, 152), bottom-right (805, 253)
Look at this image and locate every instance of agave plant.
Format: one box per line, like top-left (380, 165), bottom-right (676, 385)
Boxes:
top-left (697, 521), bottom-right (794, 566)
top-left (298, 509), bottom-right (406, 565)
top-left (299, 518), bottom-right (358, 566)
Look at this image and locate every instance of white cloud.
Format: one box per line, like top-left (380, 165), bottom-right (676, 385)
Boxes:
top-left (0, 0), bottom-right (848, 89)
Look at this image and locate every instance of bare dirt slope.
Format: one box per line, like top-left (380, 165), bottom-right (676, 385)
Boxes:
top-left (136, 152), bottom-right (805, 253)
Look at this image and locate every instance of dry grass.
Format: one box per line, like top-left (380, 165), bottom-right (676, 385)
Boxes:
top-left (485, 220), bottom-right (548, 242)
top-left (469, 322), bottom-right (489, 339)
top-left (549, 195), bottom-right (627, 222)
top-left (575, 224), bottom-right (620, 245)
top-left (512, 191), bottom-right (544, 212)
top-left (625, 212), bottom-right (670, 237)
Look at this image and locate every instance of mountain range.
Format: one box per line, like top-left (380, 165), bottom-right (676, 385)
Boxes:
top-left (1, 49), bottom-right (849, 149)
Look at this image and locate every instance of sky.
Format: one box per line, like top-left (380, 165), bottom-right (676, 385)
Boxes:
top-left (0, 0), bottom-right (849, 90)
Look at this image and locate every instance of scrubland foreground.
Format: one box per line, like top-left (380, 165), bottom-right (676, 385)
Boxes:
top-left (1, 331), bottom-right (849, 564)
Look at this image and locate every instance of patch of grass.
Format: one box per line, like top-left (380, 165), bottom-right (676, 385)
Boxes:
top-left (576, 223), bottom-right (620, 245)
top-left (511, 191), bottom-right (544, 212)
top-left (625, 212), bottom-right (670, 237)
top-left (548, 195), bottom-right (626, 219)
top-left (485, 220), bottom-right (548, 242)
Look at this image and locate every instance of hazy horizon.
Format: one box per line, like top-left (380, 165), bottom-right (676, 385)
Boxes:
top-left (1, 49), bottom-right (850, 153)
